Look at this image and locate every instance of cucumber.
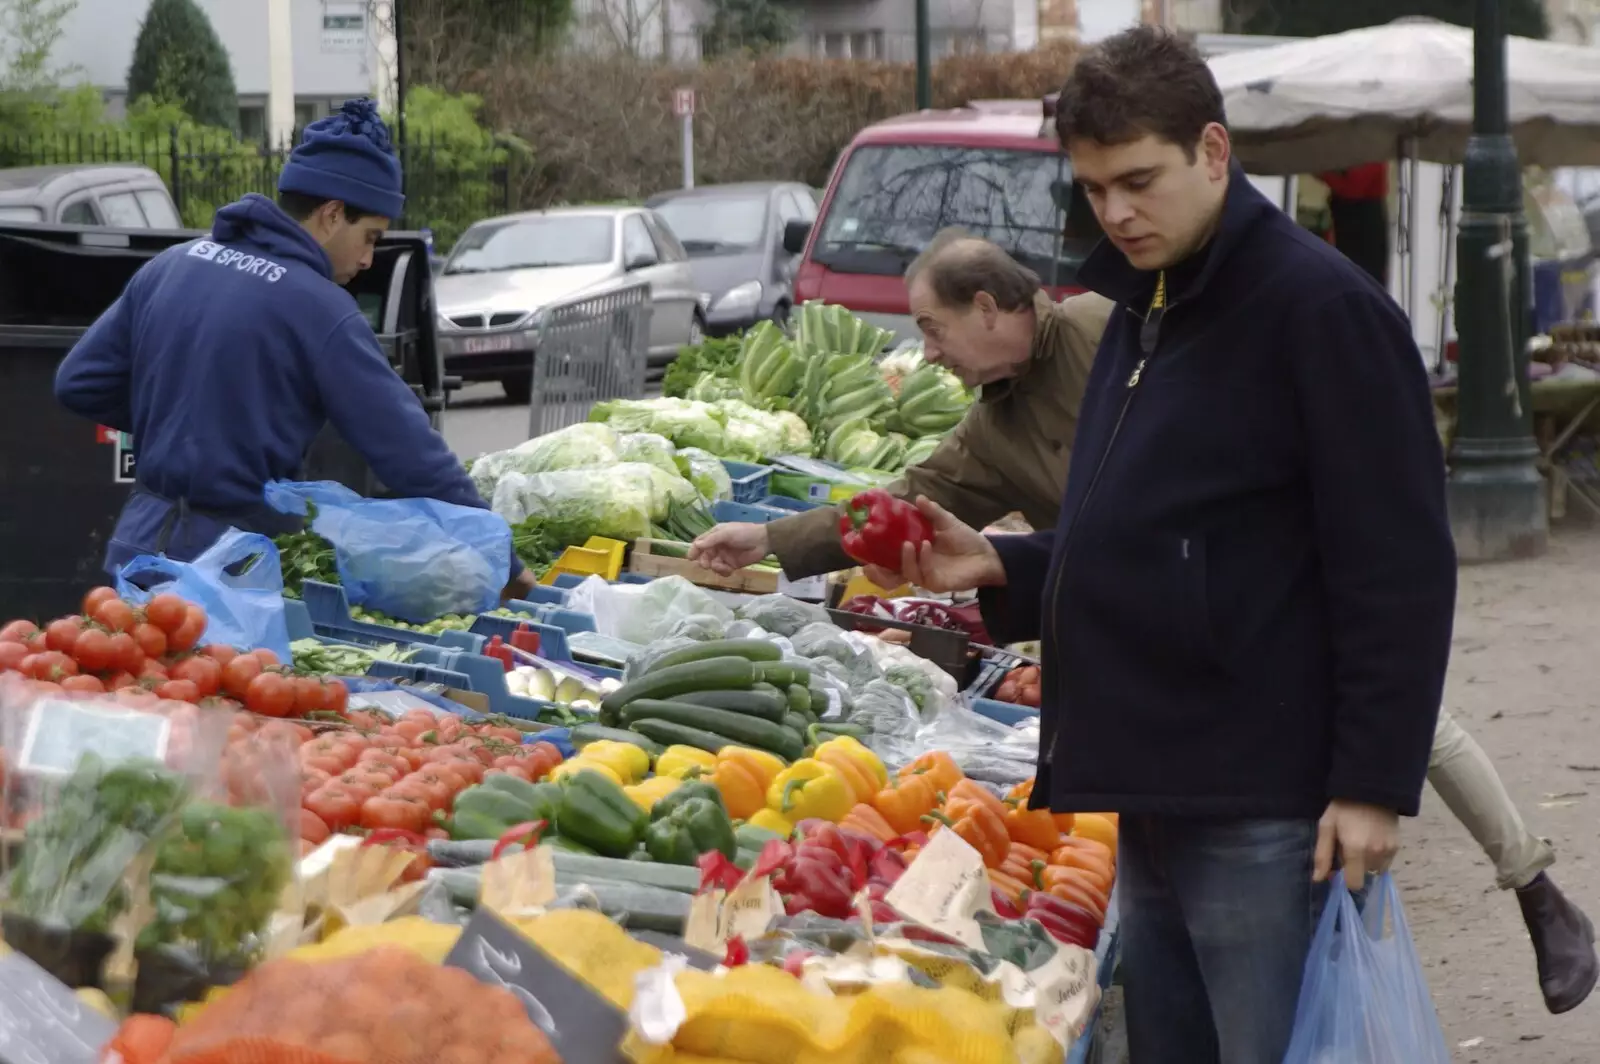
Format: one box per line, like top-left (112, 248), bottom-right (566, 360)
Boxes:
top-left (644, 639), bottom-right (783, 674)
top-left (570, 723), bottom-right (665, 757)
top-left (547, 850), bottom-right (702, 892)
top-left (809, 688), bottom-right (830, 714)
top-left (628, 718), bottom-right (739, 756)
top-left (756, 661), bottom-right (810, 687)
top-left (782, 711), bottom-right (811, 736)
top-left (672, 688), bottom-right (789, 722)
top-left (621, 700), bottom-right (805, 762)
top-left (786, 684), bottom-right (811, 714)
top-left (753, 682), bottom-right (786, 699)
top-left (599, 657), bottom-right (759, 725)
top-left (545, 835), bottom-right (598, 855)
top-left (735, 822), bottom-right (784, 850)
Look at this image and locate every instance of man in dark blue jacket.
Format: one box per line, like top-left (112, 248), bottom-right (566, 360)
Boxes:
top-left (54, 99), bottom-right (530, 596)
top-left (894, 28), bottom-right (1458, 1063)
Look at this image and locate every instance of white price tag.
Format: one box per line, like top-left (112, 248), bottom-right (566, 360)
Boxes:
top-left (778, 573), bottom-right (827, 601)
top-left (17, 700), bottom-right (170, 775)
top-left (884, 828), bottom-right (993, 950)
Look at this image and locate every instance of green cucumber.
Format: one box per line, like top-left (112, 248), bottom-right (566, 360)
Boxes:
top-left (735, 822), bottom-right (784, 850)
top-left (544, 835), bottom-right (598, 855)
top-left (756, 661), bottom-right (810, 687)
top-left (786, 684), bottom-right (811, 714)
top-left (570, 723), bottom-right (665, 757)
top-left (672, 688), bottom-right (789, 722)
top-left (782, 711), bottom-right (811, 736)
top-left (599, 657), bottom-right (759, 724)
top-left (621, 700), bottom-right (804, 762)
top-left (753, 682), bottom-right (786, 699)
top-left (644, 639), bottom-right (783, 674)
top-left (808, 688), bottom-right (830, 714)
top-left (628, 718), bottom-right (739, 755)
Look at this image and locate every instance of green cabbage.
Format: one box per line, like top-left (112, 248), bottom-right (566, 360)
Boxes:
top-left (616, 432), bottom-right (679, 476)
top-left (774, 411), bottom-right (814, 456)
top-left (674, 447), bottom-right (734, 501)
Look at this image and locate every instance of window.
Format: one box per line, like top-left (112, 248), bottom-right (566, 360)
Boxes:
top-left (239, 105), bottom-right (267, 143)
top-left (812, 143), bottom-right (1098, 284)
top-left (443, 215), bottom-right (616, 274)
top-left (652, 195), bottom-right (767, 255)
top-left (814, 30), bottom-right (883, 59)
top-left (642, 212), bottom-right (687, 261)
top-left (0, 206), bottom-right (43, 222)
top-left (59, 199), bottom-right (100, 225)
top-left (136, 190), bottom-right (181, 228)
top-left (622, 215), bottom-right (657, 267)
top-left (294, 101), bottom-right (320, 133)
top-left (100, 192), bottom-right (148, 228)
top-left (778, 190), bottom-right (813, 226)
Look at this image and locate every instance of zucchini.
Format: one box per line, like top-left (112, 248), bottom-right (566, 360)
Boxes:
top-left (809, 687), bottom-right (831, 714)
top-left (753, 682), bottom-right (786, 699)
top-left (599, 656), bottom-right (759, 724)
top-left (548, 850), bottom-right (702, 892)
top-left (756, 661), bottom-right (810, 687)
top-left (786, 684), bottom-right (811, 714)
top-left (628, 718), bottom-right (739, 755)
top-left (782, 711), bottom-right (811, 736)
top-left (735, 822), bottom-right (784, 850)
top-left (644, 639), bottom-right (782, 674)
top-left (570, 723), bottom-right (665, 757)
top-left (544, 835), bottom-right (597, 855)
top-left (622, 700), bottom-right (805, 762)
top-left (672, 688), bottom-right (789, 722)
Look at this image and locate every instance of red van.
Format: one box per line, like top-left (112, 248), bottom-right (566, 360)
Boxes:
top-left (783, 97), bottom-right (1105, 340)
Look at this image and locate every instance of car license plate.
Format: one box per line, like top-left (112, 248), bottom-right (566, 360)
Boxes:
top-left (462, 334), bottom-right (516, 354)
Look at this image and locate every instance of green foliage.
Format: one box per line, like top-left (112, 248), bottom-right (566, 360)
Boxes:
top-left (699, 0), bottom-right (796, 57)
top-left (123, 97), bottom-right (265, 227)
top-left (0, 0), bottom-right (77, 91)
top-left (126, 0), bottom-right (240, 133)
top-left (392, 85), bottom-right (530, 249)
top-left (1229, 0), bottom-right (1548, 40)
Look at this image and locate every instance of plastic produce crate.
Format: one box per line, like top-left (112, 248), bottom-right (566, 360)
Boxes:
top-left (283, 597), bottom-right (315, 643)
top-left (1068, 897), bottom-right (1124, 1064)
top-left (970, 697), bottom-right (1040, 727)
top-left (299, 580), bottom-right (487, 653)
top-left (825, 607), bottom-right (975, 686)
top-left (365, 658), bottom-right (478, 693)
top-left (550, 571), bottom-right (653, 589)
top-left (720, 459), bottom-right (773, 504)
top-left (467, 601), bottom-right (600, 664)
top-left (758, 494), bottom-right (822, 513)
top-left (401, 646), bottom-right (557, 720)
top-left (711, 499), bottom-right (792, 525)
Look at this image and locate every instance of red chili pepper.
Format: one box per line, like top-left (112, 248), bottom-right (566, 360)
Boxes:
top-left (490, 819), bottom-right (548, 861)
top-left (838, 489), bottom-right (933, 571)
top-left (696, 850), bottom-right (745, 893)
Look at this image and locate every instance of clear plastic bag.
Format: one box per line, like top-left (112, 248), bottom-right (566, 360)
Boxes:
top-left (734, 594), bottom-right (830, 638)
top-left (616, 431), bottom-right (679, 476)
top-left (790, 622), bottom-right (882, 688)
top-left (674, 446), bottom-right (734, 501)
top-left (467, 422), bottom-right (621, 498)
top-left (569, 575), bottom-right (735, 646)
top-left (1282, 874), bottom-right (1452, 1064)
top-left (491, 464), bottom-right (658, 545)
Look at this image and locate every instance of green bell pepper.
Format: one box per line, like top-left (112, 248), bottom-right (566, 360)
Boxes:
top-left (450, 808), bottom-right (516, 842)
top-left (650, 779), bottom-right (726, 821)
top-left (454, 786), bottom-right (537, 825)
top-left (643, 796), bottom-right (738, 866)
top-left (556, 768), bottom-right (647, 857)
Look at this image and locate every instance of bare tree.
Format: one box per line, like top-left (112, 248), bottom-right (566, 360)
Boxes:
top-left (579, 0), bottom-right (666, 57)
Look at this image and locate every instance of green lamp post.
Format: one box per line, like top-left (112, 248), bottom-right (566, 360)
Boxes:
top-left (915, 0), bottom-right (931, 110)
top-left (1445, 0), bottom-right (1548, 561)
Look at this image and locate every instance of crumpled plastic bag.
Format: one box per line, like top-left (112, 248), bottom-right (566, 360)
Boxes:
top-left (867, 639), bottom-right (959, 717)
top-left (666, 612), bottom-right (729, 643)
top-left (735, 594), bottom-right (830, 637)
top-left (617, 432), bottom-right (679, 476)
top-left (491, 464), bottom-right (658, 544)
top-left (468, 422), bottom-right (620, 498)
top-left (674, 447), bottom-right (734, 502)
top-left (568, 575), bottom-right (735, 647)
top-left (791, 622), bottom-right (882, 688)
top-left (851, 679), bottom-right (923, 754)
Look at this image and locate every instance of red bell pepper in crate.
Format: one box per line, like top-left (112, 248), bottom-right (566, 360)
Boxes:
top-left (838, 489), bottom-right (932, 571)
top-left (1024, 891), bottom-right (1100, 949)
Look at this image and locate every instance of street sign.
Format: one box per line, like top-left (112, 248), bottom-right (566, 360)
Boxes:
top-left (672, 88), bottom-right (696, 118)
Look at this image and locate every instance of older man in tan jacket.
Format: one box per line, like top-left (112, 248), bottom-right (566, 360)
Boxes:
top-left (689, 229), bottom-right (1595, 1014)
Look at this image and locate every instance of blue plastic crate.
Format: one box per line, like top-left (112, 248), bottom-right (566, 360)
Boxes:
top-left (970, 697), bottom-right (1039, 727)
top-left (757, 494), bottom-right (821, 513)
top-left (404, 645), bottom-right (557, 720)
top-left (712, 499), bottom-right (790, 525)
top-left (1066, 896), bottom-right (1123, 1064)
top-left (965, 658), bottom-right (1009, 699)
top-left (365, 658), bottom-right (477, 692)
top-left (720, 459), bottom-right (773, 504)
top-left (299, 580), bottom-right (487, 653)
top-left (283, 597), bottom-right (315, 642)
top-left (550, 571), bottom-right (654, 590)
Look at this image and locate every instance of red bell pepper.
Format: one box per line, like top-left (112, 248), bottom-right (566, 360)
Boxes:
top-left (776, 852), bottom-right (855, 919)
top-left (697, 850), bottom-right (745, 893)
top-left (868, 847), bottom-right (906, 887)
top-left (1027, 910), bottom-right (1098, 949)
top-left (991, 889), bottom-right (1021, 919)
top-left (838, 489), bottom-right (933, 571)
top-left (1024, 891), bottom-right (1100, 948)
top-left (750, 838), bottom-right (794, 880)
top-left (490, 819), bottom-right (548, 861)
top-left (722, 935), bottom-right (750, 967)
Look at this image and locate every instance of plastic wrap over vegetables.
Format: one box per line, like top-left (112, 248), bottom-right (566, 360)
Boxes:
top-left (589, 396), bottom-right (729, 454)
top-left (790, 622), bottom-right (882, 688)
top-left (468, 422), bottom-right (620, 498)
top-left (674, 447), bottom-right (733, 501)
top-left (850, 679), bottom-right (923, 760)
top-left (569, 575), bottom-right (736, 647)
top-left (712, 399), bottom-right (789, 462)
top-left (491, 464), bottom-right (657, 545)
top-left (734, 594), bottom-right (830, 637)
top-left (616, 432), bottom-right (679, 476)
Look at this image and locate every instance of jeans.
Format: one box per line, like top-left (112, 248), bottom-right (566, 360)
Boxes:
top-left (1118, 814), bottom-right (1326, 1064)
top-left (1429, 708), bottom-right (1555, 890)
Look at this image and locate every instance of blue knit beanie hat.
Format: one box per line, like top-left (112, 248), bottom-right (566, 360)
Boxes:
top-left (278, 98), bottom-right (404, 219)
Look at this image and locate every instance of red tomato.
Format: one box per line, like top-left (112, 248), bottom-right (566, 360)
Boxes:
top-left (138, 658), bottom-right (168, 682)
top-left (291, 676), bottom-right (325, 716)
top-left (81, 587), bottom-right (119, 616)
top-left (299, 808), bottom-right (331, 845)
top-left (299, 753), bottom-right (345, 777)
top-left (320, 679), bottom-right (349, 716)
top-left (0, 621), bottom-right (39, 644)
top-left (360, 794), bottom-right (430, 834)
top-left (391, 719), bottom-right (429, 744)
top-left (143, 593), bottom-right (189, 635)
top-left (199, 644), bottom-right (239, 666)
top-left (43, 617), bottom-right (84, 654)
top-left (60, 674), bottom-right (106, 694)
top-left (0, 642), bottom-right (28, 673)
top-left (107, 631), bottom-right (144, 673)
top-left (303, 786), bottom-right (362, 832)
top-left (70, 628), bottom-right (113, 672)
top-left (168, 605), bottom-right (206, 653)
top-left (91, 598), bottom-right (135, 634)
top-left (103, 671), bottom-right (138, 691)
top-left (245, 672), bottom-right (295, 718)
top-left (155, 679), bottom-right (201, 703)
top-left (131, 623), bottom-right (168, 660)
top-left (168, 656), bottom-right (222, 698)
top-left (220, 654), bottom-right (263, 698)
top-left (250, 648), bottom-right (280, 668)
top-left (404, 772), bottom-right (455, 810)
top-left (358, 748), bottom-right (411, 774)
top-left (27, 651), bottom-right (78, 682)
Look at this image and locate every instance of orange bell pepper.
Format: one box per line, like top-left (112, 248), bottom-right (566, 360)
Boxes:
top-left (841, 803), bottom-right (897, 842)
top-left (899, 750), bottom-right (963, 794)
top-left (1050, 840), bottom-right (1115, 883)
top-left (872, 772), bottom-right (944, 836)
top-left (946, 778), bottom-right (1006, 817)
top-left (1004, 778), bottom-right (1076, 833)
top-left (710, 757), bottom-right (768, 820)
top-left (1071, 813), bottom-right (1119, 858)
top-left (1000, 842), bottom-right (1051, 882)
top-left (927, 795), bottom-right (1010, 869)
top-left (987, 868), bottom-right (1031, 906)
top-left (1001, 796), bottom-right (1061, 851)
top-left (815, 746), bottom-right (878, 804)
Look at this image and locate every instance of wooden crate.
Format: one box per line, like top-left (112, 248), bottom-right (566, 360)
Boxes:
top-left (629, 539), bottom-right (780, 594)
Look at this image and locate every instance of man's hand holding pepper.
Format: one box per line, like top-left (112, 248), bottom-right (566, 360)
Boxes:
top-left (688, 522), bottom-right (770, 576)
top-left (889, 497), bottom-right (1006, 593)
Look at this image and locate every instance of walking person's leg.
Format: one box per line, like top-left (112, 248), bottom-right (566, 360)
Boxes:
top-left (1429, 708), bottom-right (1597, 1012)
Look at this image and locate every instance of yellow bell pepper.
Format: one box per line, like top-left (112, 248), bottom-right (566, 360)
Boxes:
top-left (813, 745), bottom-right (876, 804)
top-left (814, 736), bottom-right (887, 789)
top-left (549, 758), bottom-right (623, 786)
top-left (766, 759), bottom-right (854, 823)
top-left (656, 744), bottom-right (717, 780)
top-left (579, 740), bottom-right (650, 784)
top-left (719, 746), bottom-right (783, 787)
top-left (746, 807), bottom-right (795, 836)
top-left (624, 775), bottom-right (683, 812)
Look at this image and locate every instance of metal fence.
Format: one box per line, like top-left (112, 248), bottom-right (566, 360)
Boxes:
top-left (527, 282), bottom-right (653, 438)
top-left (0, 130), bottom-right (511, 247)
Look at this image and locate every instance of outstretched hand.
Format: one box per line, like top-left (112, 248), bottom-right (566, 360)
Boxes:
top-left (885, 497), bottom-right (1006, 594)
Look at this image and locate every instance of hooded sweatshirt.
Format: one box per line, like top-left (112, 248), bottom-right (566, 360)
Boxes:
top-left (54, 193), bottom-right (504, 573)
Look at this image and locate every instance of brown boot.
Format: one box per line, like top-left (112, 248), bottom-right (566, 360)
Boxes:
top-left (1516, 873), bottom-right (1599, 1014)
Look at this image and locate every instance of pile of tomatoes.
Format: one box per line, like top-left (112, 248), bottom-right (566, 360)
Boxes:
top-left (0, 587), bottom-right (348, 718)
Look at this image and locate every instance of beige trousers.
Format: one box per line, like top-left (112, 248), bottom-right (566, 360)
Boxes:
top-left (1429, 708), bottom-right (1555, 890)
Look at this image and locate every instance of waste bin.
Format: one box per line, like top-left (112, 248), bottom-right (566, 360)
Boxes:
top-left (0, 223), bottom-right (447, 622)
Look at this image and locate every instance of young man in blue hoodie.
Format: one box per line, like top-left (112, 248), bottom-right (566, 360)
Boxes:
top-left (54, 99), bottom-right (531, 596)
top-left (892, 29), bottom-right (1459, 1062)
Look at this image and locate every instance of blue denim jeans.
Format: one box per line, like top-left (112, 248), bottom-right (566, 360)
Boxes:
top-left (1117, 814), bottom-right (1328, 1064)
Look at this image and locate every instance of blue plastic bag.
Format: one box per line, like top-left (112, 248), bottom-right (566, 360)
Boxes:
top-left (1282, 873), bottom-right (1451, 1064)
top-left (115, 527), bottom-right (293, 661)
top-left (264, 480), bottom-right (512, 625)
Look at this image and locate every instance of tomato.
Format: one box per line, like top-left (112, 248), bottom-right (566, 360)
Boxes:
top-left (291, 676), bottom-right (324, 716)
top-left (144, 593), bottom-right (189, 635)
top-left (360, 794), bottom-right (430, 834)
top-left (81, 587), bottom-right (119, 616)
top-left (0, 642), bottom-right (28, 673)
top-left (107, 631), bottom-right (144, 673)
top-left (155, 679), bottom-right (200, 703)
top-left (339, 768), bottom-right (396, 793)
top-left (250, 648), bottom-right (280, 668)
top-left (60, 674), bottom-right (105, 694)
top-left (219, 654), bottom-right (264, 698)
top-left (391, 719), bottom-right (430, 744)
top-left (405, 771), bottom-right (455, 810)
top-left (523, 742), bottom-right (564, 781)
top-left (0, 620), bottom-right (39, 644)
top-left (27, 651), bottom-right (78, 682)
top-left (91, 598), bottom-right (135, 634)
top-left (321, 678), bottom-right (349, 716)
top-left (114, 687), bottom-right (159, 708)
top-left (67, 629), bottom-right (110, 672)
top-left (43, 617), bottom-right (84, 654)
top-left (358, 748), bottom-right (410, 774)
top-left (304, 786), bottom-right (362, 832)
top-left (244, 672), bottom-right (296, 717)
top-left (168, 656), bottom-right (221, 698)
top-left (168, 604), bottom-right (206, 653)
top-left (299, 808), bottom-right (331, 845)
top-left (131, 622), bottom-right (168, 660)
top-left (199, 643), bottom-right (239, 666)
top-left (138, 658), bottom-right (168, 682)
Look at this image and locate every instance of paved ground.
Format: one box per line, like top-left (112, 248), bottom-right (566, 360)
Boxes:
top-left (444, 393), bottom-right (1600, 1056)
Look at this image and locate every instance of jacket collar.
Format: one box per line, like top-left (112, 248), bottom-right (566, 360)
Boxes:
top-left (1076, 162), bottom-right (1275, 308)
top-left (980, 290), bottom-right (1059, 403)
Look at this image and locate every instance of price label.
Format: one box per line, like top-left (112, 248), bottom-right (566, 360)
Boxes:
top-left (884, 828), bottom-right (992, 950)
top-left (16, 701), bottom-right (170, 776)
top-left (778, 573), bottom-right (826, 602)
top-left (0, 951), bottom-right (117, 1064)
top-left (1034, 947), bottom-right (1098, 1048)
top-left (346, 690), bottom-right (446, 718)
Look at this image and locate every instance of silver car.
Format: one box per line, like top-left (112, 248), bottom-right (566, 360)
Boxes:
top-left (434, 205), bottom-right (705, 402)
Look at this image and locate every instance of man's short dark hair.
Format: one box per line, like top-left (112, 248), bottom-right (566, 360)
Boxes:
top-left (905, 228), bottom-right (1041, 312)
top-left (277, 190), bottom-right (372, 223)
top-left (1054, 26), bottom-right (1226, 160)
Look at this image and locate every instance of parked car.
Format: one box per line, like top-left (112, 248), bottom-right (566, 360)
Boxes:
top-left (646, 181), bottom-right (817, 334)
top-left (0, 163), bottom-right (182, 227)
top-left (434, 206), bottom-right (704, 401)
